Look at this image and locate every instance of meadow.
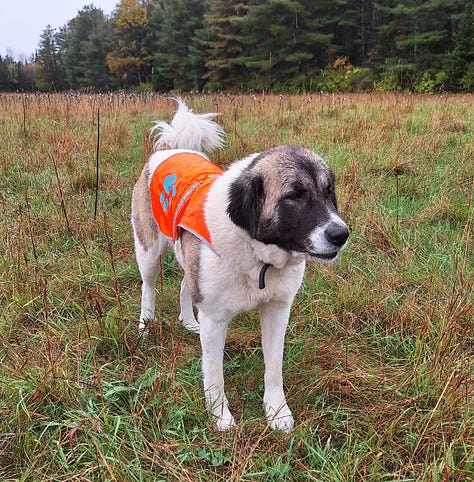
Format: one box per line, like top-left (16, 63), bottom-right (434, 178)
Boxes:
top-left (0, 92), bottom-right (472, 481)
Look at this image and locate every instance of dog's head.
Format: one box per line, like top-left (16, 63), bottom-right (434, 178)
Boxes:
top-left (227, 145), bottom-right (349, 263)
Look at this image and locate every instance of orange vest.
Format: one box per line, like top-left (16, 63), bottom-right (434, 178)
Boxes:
top-left (149, 152), bottom-right (223, 250)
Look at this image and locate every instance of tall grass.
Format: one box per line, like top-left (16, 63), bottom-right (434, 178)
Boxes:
top-left (0, 92), bottom-right (472, 481)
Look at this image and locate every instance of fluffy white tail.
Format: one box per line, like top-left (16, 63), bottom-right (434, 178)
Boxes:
top-left (151, 98), bottom-right (225, 152)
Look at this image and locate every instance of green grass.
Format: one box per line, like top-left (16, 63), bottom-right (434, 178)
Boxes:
top-left (0, 93), bottom-right (473, 481)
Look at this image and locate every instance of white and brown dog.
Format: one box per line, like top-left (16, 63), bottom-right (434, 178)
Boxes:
top-left (131, 99), bottom-right (349, 432)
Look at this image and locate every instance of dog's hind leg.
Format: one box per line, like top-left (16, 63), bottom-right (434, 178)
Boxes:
top-left (177, 231), bottom-right (202, 333)
top-left (132, 163), bottom-right (166, 331)
top-left (135, 236), bottom-right (165, 331)
top-left (178, 278), bottom-right (199, 333)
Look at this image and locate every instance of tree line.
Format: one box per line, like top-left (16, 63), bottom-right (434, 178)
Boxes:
top-left (1, 0), bottom-right (473, 93)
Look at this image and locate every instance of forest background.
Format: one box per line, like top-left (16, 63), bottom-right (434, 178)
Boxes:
top-left (0, 0), bottom-right (473, 94)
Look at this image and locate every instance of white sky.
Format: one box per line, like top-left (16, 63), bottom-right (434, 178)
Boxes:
top-left (0, 0), bottom-right (120, 61)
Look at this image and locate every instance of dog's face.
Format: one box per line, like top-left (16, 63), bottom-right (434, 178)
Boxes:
top-left (227, 145), bottom-right (349, 262)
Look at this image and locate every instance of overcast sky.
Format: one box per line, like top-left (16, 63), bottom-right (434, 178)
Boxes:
top-left (0, 0), bottom-right (119, 61)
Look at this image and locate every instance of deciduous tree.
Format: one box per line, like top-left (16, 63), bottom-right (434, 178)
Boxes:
top-left (106, 0), bottom-right (150, 87)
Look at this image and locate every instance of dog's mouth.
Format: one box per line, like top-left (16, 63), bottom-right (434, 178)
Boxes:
top-left (289, 246), bottom-right (340, 262)
top-left (306, 251), bottom-right (339, 262)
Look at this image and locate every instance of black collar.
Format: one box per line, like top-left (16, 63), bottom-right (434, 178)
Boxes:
top-left (259, 263), bottom-right (271, 289)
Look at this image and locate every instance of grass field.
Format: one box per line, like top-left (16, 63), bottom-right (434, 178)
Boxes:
top-left (0, 92), bottom-right (473, 481)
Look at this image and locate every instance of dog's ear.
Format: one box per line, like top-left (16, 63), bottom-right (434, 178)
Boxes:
top-left (227, 172), bottom-right (264, 238)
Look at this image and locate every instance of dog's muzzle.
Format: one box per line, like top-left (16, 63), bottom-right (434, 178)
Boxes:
top-left (306, 219), bottom-right (349, 262)
top-left (324, 223), bottom-right (349, 248)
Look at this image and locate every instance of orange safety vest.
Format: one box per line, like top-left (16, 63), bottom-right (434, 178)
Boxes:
top-left (149, 152), bottom-right (223, 250)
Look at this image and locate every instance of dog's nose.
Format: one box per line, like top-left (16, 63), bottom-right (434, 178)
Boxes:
top-left (325, 223), bottom-right (349, 247)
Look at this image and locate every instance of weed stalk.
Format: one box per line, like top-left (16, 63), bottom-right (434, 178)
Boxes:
top-left (50, 153), bottom-right (72, 235)
top-left (94, 107), bottom-right (100, 219)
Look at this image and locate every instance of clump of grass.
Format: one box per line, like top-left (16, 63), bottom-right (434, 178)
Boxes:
top-left (0, 92), bottom-right (473, 481)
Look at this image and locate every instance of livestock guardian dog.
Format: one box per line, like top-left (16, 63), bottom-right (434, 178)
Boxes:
top-left (131, 99), bottom-right (349, 433)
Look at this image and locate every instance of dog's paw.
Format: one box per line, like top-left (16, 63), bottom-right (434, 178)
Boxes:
top-left (208, 397), bottom-right (235, 431)
top-left (178, 313), bottom-right (200, 333)
top-left (212, 411), bottom-right (236, 432)
top-left (138, 321), bottom-right (149, 334)
top-left (138, 314), bottom-right (156, 334)
top-left (265, 403), bottom-right (294, 433)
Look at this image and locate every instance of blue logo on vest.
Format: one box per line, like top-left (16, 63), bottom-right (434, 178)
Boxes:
top-left (160, 173), bottom-right (177, 211)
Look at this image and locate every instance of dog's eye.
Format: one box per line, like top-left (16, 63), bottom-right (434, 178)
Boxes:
top-left (285, 188), bottom-right (307, 201)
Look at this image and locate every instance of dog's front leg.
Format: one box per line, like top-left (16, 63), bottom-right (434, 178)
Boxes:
top-left (199, 311), bottom-right (235, 431)
top-left (260, 300), bottom-right (294, 433)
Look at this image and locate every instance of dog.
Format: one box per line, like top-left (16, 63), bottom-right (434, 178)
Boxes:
top-left (131, 99), bottom-right (349, 432)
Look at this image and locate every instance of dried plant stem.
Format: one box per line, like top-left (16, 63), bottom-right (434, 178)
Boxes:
top-left (102, 210), bottom-right (122, 319)
top-left (50, 153), bottom-right (72, 235)
top-left (94, 107), bottom-right (100, 219)
top-left (23, 188), bottom-right (38, 267)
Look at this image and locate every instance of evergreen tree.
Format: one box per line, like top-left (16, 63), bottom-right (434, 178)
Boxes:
top-left (35, 25), bottom-right (65, 91)
top-left (375, 0), bottom-right (466, 88)
top-left (204, 0), bottom-right (248, 91)
top-left (335, 0), bottom-right (378, 66)
top-left (444, 1), bottom-right (474, 90)
top-left (16, 60), bottom-right (36, 91)
top-left (153, 0), bottom-right (207, 92)
top-left (0, 56), bottom-right (12, 91)
top-left (188, 7), bottom-right (212, 91)
top-left (142, 0), bottom-right (163, 87)
top-left (59, 6), bottom-right (111, 90)
top-left (232, 0), bottom-right (336, 91)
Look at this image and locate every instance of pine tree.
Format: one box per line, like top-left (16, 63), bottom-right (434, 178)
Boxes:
top-left (35, 25), bottom-right (65, 91)
top-left (444, 1), bottom-right (474, 90)
top-left (204, 0), bottom-right (248, 91)
top-left (152, 0), bottom-right (207, 92)
top-left (375, 0), bottom-right (466, 88)
top-left (142, 0), bottom-right (163, 87)
top-left (334, 0), bottom-right (378, 66)
top-left (59, 6), bottom-right (111, 90)
top-left (232, 0), bottom-right (336, 91)
top-left (0, 56), bottom-right (12, 91)
top-left (16, 60), bottom-right (36, 91)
